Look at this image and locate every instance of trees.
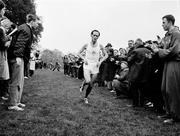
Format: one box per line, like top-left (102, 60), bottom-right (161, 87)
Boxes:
top-left (32, 19), bottom-right (44, 45)
top-left (3, 0), bottom-right (36, 25)
top-left (40, 49), bottom-right (64, 66)
top-left (3, 0), bottom-right (43, 45)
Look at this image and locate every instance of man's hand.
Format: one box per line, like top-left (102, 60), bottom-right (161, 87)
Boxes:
top-left (16, 57), bottom-right (21, 65)
top-left (5, 41), bottom-right (11, 47)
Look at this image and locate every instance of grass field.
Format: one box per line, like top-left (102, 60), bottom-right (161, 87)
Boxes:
top-left (0, 69), bottom-right (180, 136)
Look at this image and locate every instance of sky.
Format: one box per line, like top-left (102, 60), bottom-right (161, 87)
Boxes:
top-left (36, 0), bottom-right (180, 54)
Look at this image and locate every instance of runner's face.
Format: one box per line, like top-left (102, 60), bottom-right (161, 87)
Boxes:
top-left (91, 31), bottom-right (99, 42)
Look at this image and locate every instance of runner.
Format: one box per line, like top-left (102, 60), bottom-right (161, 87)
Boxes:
top-left (78, 30), bottom-right (108, 104)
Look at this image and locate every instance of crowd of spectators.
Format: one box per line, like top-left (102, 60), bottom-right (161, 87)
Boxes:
top-left (62, 39), bottom-right (164, 111)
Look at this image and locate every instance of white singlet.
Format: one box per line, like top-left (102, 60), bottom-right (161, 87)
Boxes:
top-left (83, 42), bottom-right (101, 75)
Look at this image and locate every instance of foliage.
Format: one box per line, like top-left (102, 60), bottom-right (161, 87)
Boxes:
top-left (3, 0), bottom-right (43, 44)
top-left (3, 0), bottom-right (36, 25)
top-left (40, 49), bottom-right (64, 65)
top-left (32, 19), bottom-right (44, 44)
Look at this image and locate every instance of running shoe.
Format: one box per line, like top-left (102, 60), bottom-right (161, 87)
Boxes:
top-left (84, 98), bottom-right (88, 104)
top-left (80, 86), bottom-right (83, 92)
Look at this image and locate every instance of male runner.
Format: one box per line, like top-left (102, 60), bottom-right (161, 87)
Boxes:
top-left (78, 30), bottom-right (108, 104)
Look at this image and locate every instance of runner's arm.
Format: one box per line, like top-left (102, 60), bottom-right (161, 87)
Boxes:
top-left (78, 44), bottom-right (88, 60)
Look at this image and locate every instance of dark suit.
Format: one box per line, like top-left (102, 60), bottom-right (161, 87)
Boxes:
top-left (128, 46), bottom-right (153, 106)
top-left (8, 24), bottom-right (33, 106)
top-left (8, 24), bottom-right (33, 62)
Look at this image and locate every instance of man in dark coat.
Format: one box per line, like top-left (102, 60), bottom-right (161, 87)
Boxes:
top-left (154, 15), bottom-right (180, 124)
top-left (128, 38), bottom-right (153, 107)
top-left (8, 14), bottom-right (38, 111)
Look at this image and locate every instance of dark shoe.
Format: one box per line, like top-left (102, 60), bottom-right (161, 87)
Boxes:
top-left (17, 103), bottom-right (26, 107)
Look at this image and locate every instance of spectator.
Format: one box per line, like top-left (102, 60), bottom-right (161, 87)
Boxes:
top-left (52, 62), bottom-right (61, 71)
top-left (0, 1), bottom-right (11, 103)
top-left (101, 48), bottom-right (117, 90)
top-left (8, 14), bottom-right (39, 111)
top-left (127, 40), bottom-right (134, 56)
top-left (112, 61), bottom-right (129, 98)
top-left (63, 55), bottom-right (69, 75)
top-left (29, 52), bottom-right (36, 77)
top-left (128, 38), bottom-right (153, 107)
top-left (105, 43), bottom-right (112, 52)
top-left (154, 15), bottom-right (180, 123)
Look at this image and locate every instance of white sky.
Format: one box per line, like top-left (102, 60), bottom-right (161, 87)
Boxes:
top-left (36, 0), bottom-right (180, 54)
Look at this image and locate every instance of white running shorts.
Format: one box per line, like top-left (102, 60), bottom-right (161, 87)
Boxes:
top-left (83, 62), bottom-right (99, 82)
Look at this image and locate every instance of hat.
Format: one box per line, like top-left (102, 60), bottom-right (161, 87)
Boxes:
top-left (105, 43), bottom-right (112, 47)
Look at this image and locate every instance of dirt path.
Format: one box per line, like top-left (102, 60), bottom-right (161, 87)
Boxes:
top-left (0, 69), bottom-right (180, 136)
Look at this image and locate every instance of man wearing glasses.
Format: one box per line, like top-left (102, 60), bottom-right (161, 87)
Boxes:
top-left (78, 30), bottom-right (108, 104)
